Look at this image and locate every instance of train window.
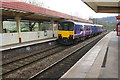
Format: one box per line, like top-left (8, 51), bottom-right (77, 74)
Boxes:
top-left (77, 26), bottom-right (80, 31)
top-left (58, 24), bottom-right (62, 30)
top-left (79, 25), bottom-right (83, 31)
top-left (85, 25), bottom-right (90, 31)
top-left (58, 22), bottom-right (74, 31)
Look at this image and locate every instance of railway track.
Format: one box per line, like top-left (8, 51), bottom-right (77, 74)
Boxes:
top-left (2, 40), bottom-right (57, 64)
top-left (2, 32), bottom-right (108, 79)
top-left (28, 33), bottom-right (105, 80)
top-left (2, 45), bottom-right (69, 76)
top-left (2, 44), bottom-right (59, 65)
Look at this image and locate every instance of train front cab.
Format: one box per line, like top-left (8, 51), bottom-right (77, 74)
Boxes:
top-left (58, 21), bottom-right (74, 45)
top-left (116, 22), bottom-right (120, 36)
top-left (58, 31), bottom-right (74, 43)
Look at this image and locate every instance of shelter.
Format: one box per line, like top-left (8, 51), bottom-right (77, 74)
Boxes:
top-left (0, 0), bottom-right (93, 46)
top-left (82, 0), bottom-right (120, 13)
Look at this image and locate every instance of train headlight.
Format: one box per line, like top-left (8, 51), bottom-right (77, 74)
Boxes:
top-left (58, 34), bottom-right (62, 39)
top-left (58, 34), bottom-right (61, 36)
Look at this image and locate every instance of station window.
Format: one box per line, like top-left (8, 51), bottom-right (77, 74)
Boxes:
top-left (21, 21), bottom-right (38, 32)
top-left (21, 21), bottom-right (29, 32)
top-left (53, 24), bottom-right (58, 30)
top-left (3, 21), bottom-right (17, 33)
top-left (33, 23), bottom-right (38, 31)
top-left (41, 22), bottom-right (52, 31)
top-left (3, 20), bottom-right (39, 33)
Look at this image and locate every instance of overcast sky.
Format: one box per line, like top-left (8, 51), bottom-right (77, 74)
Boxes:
top-left (18, 0), bottom-right (118, 19)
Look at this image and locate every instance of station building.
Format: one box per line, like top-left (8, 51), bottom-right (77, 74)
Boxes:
top-left (0, 0), bottom-right (92, 47)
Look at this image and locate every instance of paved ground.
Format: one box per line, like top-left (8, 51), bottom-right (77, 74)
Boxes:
top-left (60, 31), bottom-right (119, 79)
top-left (98, 31), bottom-right (118, 78)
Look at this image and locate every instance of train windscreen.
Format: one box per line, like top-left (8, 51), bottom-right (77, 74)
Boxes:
top-left (58, 22), bottom-right (74, 31)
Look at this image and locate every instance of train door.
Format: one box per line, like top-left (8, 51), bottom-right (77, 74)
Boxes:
top-left (116, 22), bottom-right (120, 36)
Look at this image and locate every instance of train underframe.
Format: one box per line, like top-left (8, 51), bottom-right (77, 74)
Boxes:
top-left (58, 36), bottom-right (86, 45)
top-left (58, 32), bottom-right (102, 45)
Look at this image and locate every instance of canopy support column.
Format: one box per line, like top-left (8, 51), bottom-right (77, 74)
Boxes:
top-left (51, 20), bottom-right (54, 37)
top-left (15, 17), bottom-right (21, 43)
top-left (0, 20), bottom-right (3, 33)
top-left (38, 22), bottom-right (42, 31)
top-left (38, 22), bottom-right (42, 38)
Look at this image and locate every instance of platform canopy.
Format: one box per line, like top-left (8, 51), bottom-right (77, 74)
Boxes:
top-left (0, 0), bottom-right (93, 23)
top-left (82, 0), bottom-right (120, 13)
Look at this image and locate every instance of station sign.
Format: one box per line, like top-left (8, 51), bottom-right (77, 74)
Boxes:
top-left (116, 16), bottom-right (120, 20)
top-left (116, 22), bottom-right (120, 36)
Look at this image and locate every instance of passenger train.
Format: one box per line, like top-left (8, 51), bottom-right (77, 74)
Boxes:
top-left (58, 20), bottom-right (104, 45)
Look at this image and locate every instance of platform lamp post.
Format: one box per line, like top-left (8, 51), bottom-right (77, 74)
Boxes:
top-left (116, 1), bottom-right (120, 36)
top-left (116, 16), bottom-right (120, 36)
top-left (0, 17), bottom-right (3, 33)
top-left (15, 17), bottom-right (22, 43)
top-left (38, 22), bottom-right (42, 38)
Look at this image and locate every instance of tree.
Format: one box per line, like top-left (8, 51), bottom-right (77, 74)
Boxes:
top-left (29, 22), bottom-right (36, 31)
top-left (89, 18), bottom-right (117, 31)
top-left (17, 0), bottom-right (45, 7)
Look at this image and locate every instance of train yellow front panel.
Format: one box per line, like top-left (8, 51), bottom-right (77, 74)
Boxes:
top-left (58, 31), bottom-right (74, 38)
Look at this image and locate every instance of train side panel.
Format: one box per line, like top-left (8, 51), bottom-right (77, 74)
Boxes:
top-left (57, 20), bottom-right (104, 45)
top-left (74, 24), bottom-right (84, 38)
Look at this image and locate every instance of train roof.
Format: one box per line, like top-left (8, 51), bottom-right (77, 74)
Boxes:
top-left (60, 20), bottom-right (103, 27)
top-left (61, 20), bottom-right (94, 26)
top-left (74, 21), bottom-right (94, 26)
top-left (94, 24), bottom-right (103, 27)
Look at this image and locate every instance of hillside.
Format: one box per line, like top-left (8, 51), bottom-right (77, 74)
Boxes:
top-left (90, 16), bottom-right (118, 31)
top-left (96, 16), bottom-right (117, 23)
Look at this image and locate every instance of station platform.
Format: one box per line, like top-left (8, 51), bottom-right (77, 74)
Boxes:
top-left (60, 31), bottom-right (119, 79)
top-left (0, 38), bottom-right (57, 51)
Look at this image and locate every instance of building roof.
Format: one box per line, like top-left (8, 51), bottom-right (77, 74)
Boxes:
top-left (0, 0), bottom-right (93, 23)
top-left (82, 0), bottom-right (120, 13)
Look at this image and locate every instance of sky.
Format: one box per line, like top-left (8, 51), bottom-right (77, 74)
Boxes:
top-left (18, 0), bottom-right (118, 19)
